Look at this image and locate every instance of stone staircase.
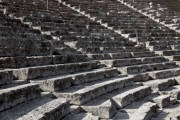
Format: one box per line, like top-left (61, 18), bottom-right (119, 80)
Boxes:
top-left (116, 0), bottom-right (180, 34)
top-left (0, 0), bottom-right (180, 120)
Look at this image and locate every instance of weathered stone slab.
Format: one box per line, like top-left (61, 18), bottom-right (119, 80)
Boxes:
top-left (148, 68), bottom-right (180, 79)
top-left (0, 70), bottom-right (13, 85)
top-left (39, 68), bottom-right (119, 92)
top-left (18, 98), bottom-right (70, 120)
top-left (63, 113), bottom-right (99, 120)
top-left (130, 102), bottom-right (157, 120)
top-left (153, 95), bottom-right (170, 108)
top-left (0, 83), bottom-right (41, 112)
top-left (81, 98), bottom-right (117, 119)
top-left (101, 56), bottom-right (167, 67)
top-left (143, 78), bottom-right (176, 91)
top-left (13, 61), bottom-right (99, 80)
top-left (119, 62), bottom-right (177, 74)
top-left (112, 86), bottom-right (151, 108)
top-left (55, 76), bottom-right (134, 105)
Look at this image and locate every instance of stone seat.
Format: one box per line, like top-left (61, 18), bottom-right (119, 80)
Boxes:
top-left (71, 41), bottom-right (135, 48)
top-left (86, 51), bottom-right (155, 60)
top-left (0, 69), bottom-right (14, 85)
top-left (22, 14), bottom-right (63, 22)
top-left (168, 55), bottom-right (180, 61)
top-left (53, 47), bottom-right (83, 55)
top-left (70, 46), bottom-right (149, 54)
top-left (63, 112), bottom-right (99, 120)
top-left (147, 44), bottom-right (173, 51)
top-left (0, 47), bottom-right (52, 57)
top-left (151, 103), bottom-right (180, 120)
top-left (12, 61), bottom-right (100, 80)
top-left (0, 32), bottom-right (46, 40)
top-left (130, 67), bottom-right (180, 83)
top-left (80, 85), bottom-right (151, 119)
top-left (144, 37), bottom-right (179, 42)
top-left (146, 67), bottom-right (180, 80)
top-left (143, 78), bottom-right (177, 91)
top-left (0, 38), bottom-right (51, 49)
top-left (72, 41), bottom-right (136, 47)
top-left (0, 92), bottom-right (70, 120)
top-left (49, 40), bottom-right (70, 48)
top-left (118, 61), bottom-right (178, 74)
top-left (0, 83), bottom-right (41, 112)
top-left (0, 54), bottom-right (90, 69)
top-left (147, 40), bottom-right (180, 46)
top-left (74, 46), bottom-right (148, 54)
top-left (101, 56), bottom-right (168, 67)
top-left (113, 92), bottom-right (173, 120)
top-left (54, 75), bottom-right (134, 105)
top-left (116, 101), bottom-right (157, 120)
top-left (171, 45), bottom-right (180, 50)
top-left (161, 85), bottom-right (180, 100)
top-left (157, 50), bottom-right (180, 56)
top-left (73, 37), bottom-right (128, 43)
top-left (37, 68), bottom-right (120, 92)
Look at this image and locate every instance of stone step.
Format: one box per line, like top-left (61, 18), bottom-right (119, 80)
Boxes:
top-left (118, 62), bottom-right (177, 74)
top-left (161, 85), bottom-right (180, 100)
top-left (12, 61), bottom-right (100, 80)
top-left (147, 40), bottom-right (180, 46)
top-left (101, 56), bottom-right (168, 67)
top-left (81, 96), bottom-right (117, 119)
top-left (0, 54), bottom-right (89, 69)
top-left (112, 86), bottom-right (151, 108)
top-left (129, 102), bottom-right (157, 120)
top-left (152, 95), bottom-right (171, 108)
top-left (0, 31), bottom-right (42, 38)
top-left (151, 103), bottom-right (180, 120)
top-left (131, 51), bottom-right (156, 57)
top-left (53, 47), bottom-right (82, 55)
top-left (0, 70), bottom-right (13, 85)
top-left (17, 98), bottom-right (69, 120)
top-left (112, 101), bottom-right (157, 120)
top-left (157, 50), bottom-right (180, 56)
top-left (148, 68), bottom-right (180, 79)
top-left (54, 75), bottom-right (134, 105)
top-left (65, 39), bottom-right (135, 45)
top-left (0, 83), bottom-right (41, 112)
top-left (81, 85), bottom-right (151, 119)
top-left (112, 89), bottom-right (176, 120)
top-left (173, 45), bottom-right (180, 50)
top-left (147, 45), bottom-right (172, 51)
top-left (174, 61), bottom-right (180, 66)
top-left (0, 80), bottom-right (27, 90)
top-left (0, 93), bottom-right (70, 120)
top-left (132, 72), bottom-right (151, 82)
top-left (36, 68), bottom-right (120, 92)
top-left (77, 46), bottom-right (149, 53)
top-left (143, 78), bottom-right (177, 91)
top-left (86, 51), bottom-right (155, 60)
top-left (71, 41), bottom-right (136, 48)
top-left (63, 113), bottom-right (99, 120)
top-left (0, 38), bottom-right (51, 49)
top-left (0, 47), bottom-right (52, 57)
top-left (169, 55), bottom-right (180, 61)
top-left (66, 42), bottom-right (136, 49)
